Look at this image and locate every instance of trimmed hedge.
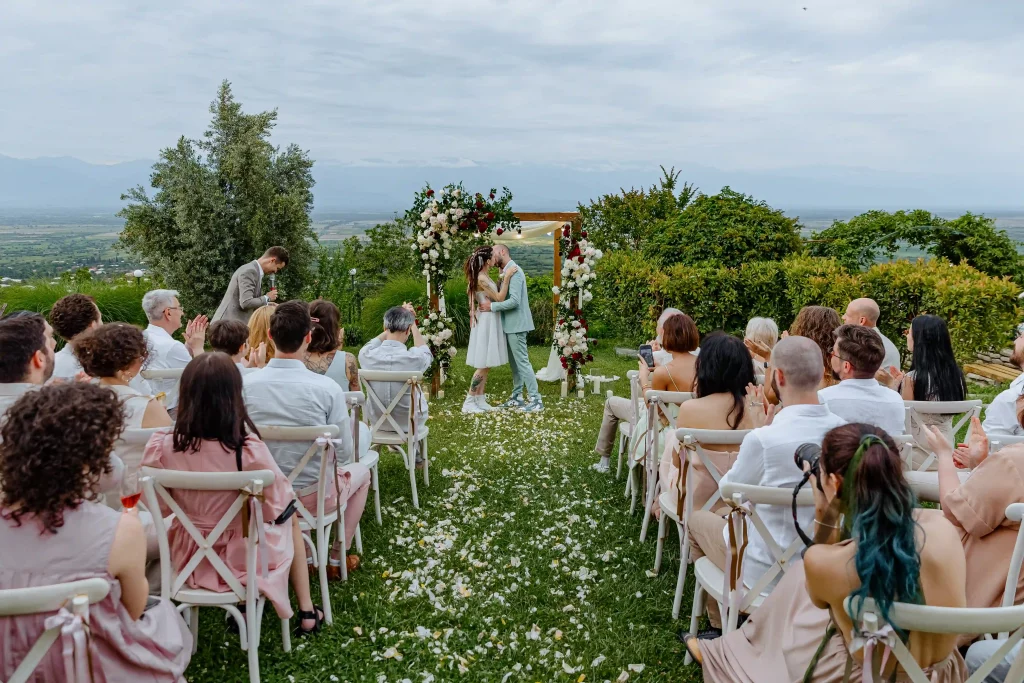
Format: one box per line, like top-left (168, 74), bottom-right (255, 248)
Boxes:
top-left (595, 253), bottom-right (1020, 362)
top-left (0, 281), bottom-right (150, 330)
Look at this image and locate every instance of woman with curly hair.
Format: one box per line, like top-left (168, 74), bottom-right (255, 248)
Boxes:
top-left (758, 306), bottom-right (842, 404)
top-left (0, 383), bottom-right (192, 681)
top-left (76, 322), bottom-right (172, 430)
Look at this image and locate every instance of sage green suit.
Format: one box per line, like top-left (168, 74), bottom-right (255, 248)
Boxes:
top-left (490, 260), bottom-right (539, 401)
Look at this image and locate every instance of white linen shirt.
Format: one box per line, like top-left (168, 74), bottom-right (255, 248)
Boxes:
top-left (235, 361), bottom-right (258, 377)
top-left (143, 324), bottom-right (192, 410)
top-left (358, 338), bottom-right (433, 435)
top-left (52, 345), bottom-right (153, 394)
top-left (982, 373), bottom-right (1024, 436)
top-left (873, 328), bottom-right (901, 372)
top-left (719, 403), bottom-right (847, 588)
top-left (818, 378), bottom-right (906, 437)
top-left (242, 358), bottom-right (353, 491)
top-left (0, 383), bottom-right (37, 420)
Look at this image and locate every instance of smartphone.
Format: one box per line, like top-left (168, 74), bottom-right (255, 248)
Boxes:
top-left (638, 344), bottom-right (655, 369)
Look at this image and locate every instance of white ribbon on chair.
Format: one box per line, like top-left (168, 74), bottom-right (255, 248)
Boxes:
top-left (239, 484), bottom-right (269, 580)
top-left (44, 607), bottom-right (93, 683)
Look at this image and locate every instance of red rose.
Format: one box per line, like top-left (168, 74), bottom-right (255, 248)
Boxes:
top-left (426, 189), bottom-right (434, 197)
top-left (460, 220), bottom-right (468, 230)
top-left (477, 220), bottom-right (487, 229)
top-left (489, 192), bottom-right (495, 200)
top-left (572, 352), bottom-right (582, 361)
top-left (496, 228), bottom-right (504, 235)
top-left (478, 225), bottom-right (487, 233)
top-left (562, 227), bottom-right (570, 237)
top-left (486, 212), bottom-right (494, 220)
top-left (581, 230), bottom-right (588, 238)
top-left (577, 255), bottom-right (585, 264)
top-left (560, 357), bottom-right (568, 368)
top-left (586, 354), bottom-right (594, 362)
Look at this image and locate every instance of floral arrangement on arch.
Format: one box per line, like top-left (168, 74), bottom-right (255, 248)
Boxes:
top-left (407, 183), bottom-right (519, 290)
top-left (551, 223), bottom-right (604, 382)
top-left (413, 304), bottom-right (456, 380)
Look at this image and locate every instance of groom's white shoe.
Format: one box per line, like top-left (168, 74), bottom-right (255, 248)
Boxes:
top-left (462, 395), bottom-right (484, 414)
top-left (475, 395), bottom-right (496, 412)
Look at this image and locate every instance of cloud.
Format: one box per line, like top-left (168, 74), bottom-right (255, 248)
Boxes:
top-left (1, 0), bottom-right (1023, 174)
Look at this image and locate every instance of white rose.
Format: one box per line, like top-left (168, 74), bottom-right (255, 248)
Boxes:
top-left (429, 312), bottom-right (437, 320)
top-left (421, 210), bottom-right (431, 221)
top-left (448, 346), bottom-right (458, 357)
top-left (551, 286), bottom-right (560, 295)
top-left (421, 253), bottom-right (429, 260)
top-left (453, 189), bottom-right (461, 198)
top-left (429, 249), bottom-right (439, 258)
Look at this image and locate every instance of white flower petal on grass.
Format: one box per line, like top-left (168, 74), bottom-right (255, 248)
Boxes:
top-left (627, 664), bottom-right (645, 673)
top-left (616, 672), bottom-right (630, 683)
top-left (527, 624), bottom-right (541, 640)
top-left (563, 661), bottom-right (583, 674)
top-left (592, 654), bottom-right (606, 667)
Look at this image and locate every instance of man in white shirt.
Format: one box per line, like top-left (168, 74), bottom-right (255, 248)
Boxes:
top-left (982, 334), bottom-right (1024, 436)
top-left (358, 304), bottom-right (433, 463)
top-left (819, 324), bottom-right (906, 437)
top-left (141, 289), bottom-right (207, 414)
top-left (843, 298), bottom-right (900, 373)
top-left (49, 293), bottom-right (152, 394)
top-left (687, 336), bottom-right (846, 629)
top-left (208, 319), bottom-right (259, 376)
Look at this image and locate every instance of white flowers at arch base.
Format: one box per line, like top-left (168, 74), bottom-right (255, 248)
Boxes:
top-left (551, 224), bottom-right (603, 385)
top-left (414, 304), bottom-right (457, 380)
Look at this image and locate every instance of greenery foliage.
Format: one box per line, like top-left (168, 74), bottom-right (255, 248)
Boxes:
top-left (595, 252), bottom-right (1020, 362)
top-left (118, 81), bottom-right (317, 316)
top-left (0, 277), bottom-right (151, 333)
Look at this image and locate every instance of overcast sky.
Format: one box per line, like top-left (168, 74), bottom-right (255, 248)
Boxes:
top-left (2, 1), bottom-right (1023, 174)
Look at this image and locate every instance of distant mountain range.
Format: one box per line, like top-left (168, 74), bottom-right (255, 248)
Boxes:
top-left (2, 154), bottom-right (1023, 216)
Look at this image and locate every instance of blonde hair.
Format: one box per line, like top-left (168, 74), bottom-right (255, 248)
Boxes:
top-left (247, 305), bottom-right (277, 361)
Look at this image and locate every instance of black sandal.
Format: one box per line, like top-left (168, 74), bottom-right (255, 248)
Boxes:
top-left (294, 606), bottom-right (324, 638)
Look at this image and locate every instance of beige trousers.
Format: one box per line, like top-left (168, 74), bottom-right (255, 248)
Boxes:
top-left (688, 509), bottom-right (728, 628)
top-left (594, 396), bottom-right (634, 458)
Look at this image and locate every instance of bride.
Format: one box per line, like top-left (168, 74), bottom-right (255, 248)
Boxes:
top-left (462, 245), bottom-right (517, 414)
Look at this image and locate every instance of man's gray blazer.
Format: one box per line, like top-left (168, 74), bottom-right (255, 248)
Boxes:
top-left (213, 261), bottom-right (265, 323)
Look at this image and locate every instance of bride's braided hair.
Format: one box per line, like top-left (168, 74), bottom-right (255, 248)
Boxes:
top-left (463, 246), bottom-right (493, 296)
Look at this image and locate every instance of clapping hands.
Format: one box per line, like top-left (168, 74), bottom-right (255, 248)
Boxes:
top-left (745, 383), bottom-right (775, 428)
top-left (184, 314), bottom-right (209, 357)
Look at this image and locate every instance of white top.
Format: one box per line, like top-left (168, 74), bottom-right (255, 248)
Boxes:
top-left (242, 358), bottom-right (353, 490)
top-left (0, 383), bottom-right (37, 422)
top-left (818, 378), bottom-right (906, 437)
top-left (235, 361), bottom-right (258, 377)
top-left (104, 383), bottom-right (152, 430)
top-left (358, 338), bottom-right (433, 434)
top-left (873, 327), bottom-right (901, 372)
top-left (982, 373), bottom-right (1024, 436)
top-left (719, 403), bottom-right (847, 588)
top-left (143, 324), bottom-right (192, 410)
top-left (52, 345), bottom-right (153, 394)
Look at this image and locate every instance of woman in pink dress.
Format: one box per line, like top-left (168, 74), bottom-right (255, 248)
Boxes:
top-left (141, 352), bottom-right (325, 636)
top-left (0, 382), bottom-right (192, 682)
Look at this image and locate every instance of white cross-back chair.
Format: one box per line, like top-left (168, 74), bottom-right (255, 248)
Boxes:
top-left (684, 483), bottom-right (815, 664)
top-left (358, 370), bottom-right (429, 509)
top-left (998, 503), bottom-right (1024, 638)
top-left (344, 391), bottom-right (381, 525)
top-left (636, 390), bottom-right (693, 542)
top-left (903, 400), bottom-right (983, 471)
top-left (141, 469), bottom-right (289, 683)
top-left (655, 428), bottom-right (749, 619)
top-left (116, 427), bottom-right (163, 476)
top-left (991, 435), bottom-right (1024, 451)
top-left (905, 469), bottom-right (970, 504)
top-left (254, 424), bottom-right (346, 626)
top-left (141, 368), bottom-right (185, 381)
top-left (0, 578), bottom-right (109, 683)
top-left (615, 370), bottom-right (641, 481)
top-left (843, 598), bottom-right (1024, 683)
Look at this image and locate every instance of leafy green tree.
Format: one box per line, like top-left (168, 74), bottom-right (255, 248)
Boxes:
top-left (118, 81), bottom-right (316, 314)
top-left (913, 212), bottom-right (1021, 280)
top-left (643, 187), bottom-right (803, 268)
top-left (578, 166), bottom-right (696, 252)
top-left (807, 209), bottom-right (937, 271)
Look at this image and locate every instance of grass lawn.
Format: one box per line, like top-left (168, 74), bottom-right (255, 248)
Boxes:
top-left (186, 344), bottom-right (702, 682)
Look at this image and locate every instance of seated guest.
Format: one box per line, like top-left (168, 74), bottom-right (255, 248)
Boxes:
top-left (142, 353), bottom-right (325, 636)
top-left (208, 319), bottom-right (260, 375)
top-left (892, 315), bottom-right (967, 468)
top-left (50, 292), bottom-right (152, 393)
top-left (924, 418), bottom-right (1024, 612)
top-left (77, 323), bottom-right (172, 431)
top-left (763, 305), bottom-right (841, 403)
top-left (141, 289), bottom-right (207, 414)
top-left (689, 424), bottom-right (969, 681)
top-left (0, 312), bottom-right (55, 416)
top-left (649, 307), bottom-right (689, 366)
top-left (982, 333), bottom-right (1024, 437)
top-left (358, 303), bottom-right (433, 464)
top-left (0, 383), bottom-right (191, 681)
top-left (742, 316), bottom-right (778, 381)
top-left (247, 304), bottom-right (277, 362)
top-left (843, 296), bottom-right (901, 372)
top-left (244, 301), bottom-right (369, 576)
top-left (304, 299), bottom-right (359, 391)
top-left (659, 333), bottom-right (755, 520)
top-left (687, 336), bottom-right (846, 630)
top-left (818, 324), bottom-right (906, 437)
top-left (966, 638), bottom-right (1023, 682)
top-left (636, 312), bottom-right (699, 395)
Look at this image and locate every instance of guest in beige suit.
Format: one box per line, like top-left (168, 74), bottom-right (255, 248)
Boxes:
top-left (212, 246), bottom-right (289, 324)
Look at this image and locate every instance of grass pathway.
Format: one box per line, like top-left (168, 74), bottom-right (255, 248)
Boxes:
top-left (187, 347), bottom-right (701, 682)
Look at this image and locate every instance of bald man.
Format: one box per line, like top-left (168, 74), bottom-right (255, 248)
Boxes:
top-left (686, 336), bottom-right (846, 630)
top-left (842, 297), bottom-right (900, 372)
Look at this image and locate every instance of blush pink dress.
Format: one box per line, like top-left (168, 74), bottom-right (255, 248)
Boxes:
top-left (0, 502), bottom-right (192, 682)
top-left (141, 432), bottom-right (297, 619)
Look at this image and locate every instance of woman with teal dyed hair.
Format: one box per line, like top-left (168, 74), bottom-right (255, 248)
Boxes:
top-left (689, 423), bottom-right (969, 681)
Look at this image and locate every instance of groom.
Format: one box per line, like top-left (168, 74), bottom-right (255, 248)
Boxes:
top-left (479, 244), bottom-right (543, 412)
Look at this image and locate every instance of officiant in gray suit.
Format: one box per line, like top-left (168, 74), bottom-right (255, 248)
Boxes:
top-left (212, 246), bottom-right (290, 323)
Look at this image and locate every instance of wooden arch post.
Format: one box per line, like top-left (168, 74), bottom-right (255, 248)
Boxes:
top-left (512, 212), bottom-right (581, 321)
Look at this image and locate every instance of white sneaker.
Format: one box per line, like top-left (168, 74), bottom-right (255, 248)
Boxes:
top-left (591, 461), bottom-right (610, 473)
top-left (462, 396), bottom-right (484, 414)
top-left (475, 395), bottom-right (496, 412)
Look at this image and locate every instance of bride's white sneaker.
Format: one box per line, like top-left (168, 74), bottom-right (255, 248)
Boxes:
top-left (475, 395), bottom-right (496, 412)
top-left (462, 395), bottom-right (484, 414)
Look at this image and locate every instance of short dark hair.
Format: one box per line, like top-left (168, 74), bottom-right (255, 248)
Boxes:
top-left (0, 313), bottom-right (47, 383)
top-left (269, 300), bottom-right (310, 354)
top-left (50, 294), bottom-right (100, 341)
top-left (263, 246), bottom-right (290, 265)
top-left (75, 323), bottom-right (148, 378)
top-left (835, 323), bottom-right (885, 377)
top-left (661, 313), bottom-right (699, 353)
top-left (308, 299), bottom-right (342, 354)
top-left (208, 319), bottom-right (250, 356)
top-left (173, 352), bottom-right (259, 454)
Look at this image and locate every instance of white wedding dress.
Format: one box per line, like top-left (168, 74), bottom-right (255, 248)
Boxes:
top-left (465, 274), bottom-right (508, 369)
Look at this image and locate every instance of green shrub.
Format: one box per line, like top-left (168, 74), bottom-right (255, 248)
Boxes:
top-left (526, 274), bottom-right (555, 346)
top-left (0, 280), bottom-right (149, 333)
top-left (358, 275), bottom-right (472, 348)
top-left (592, 251), bottom-right (662, 343)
